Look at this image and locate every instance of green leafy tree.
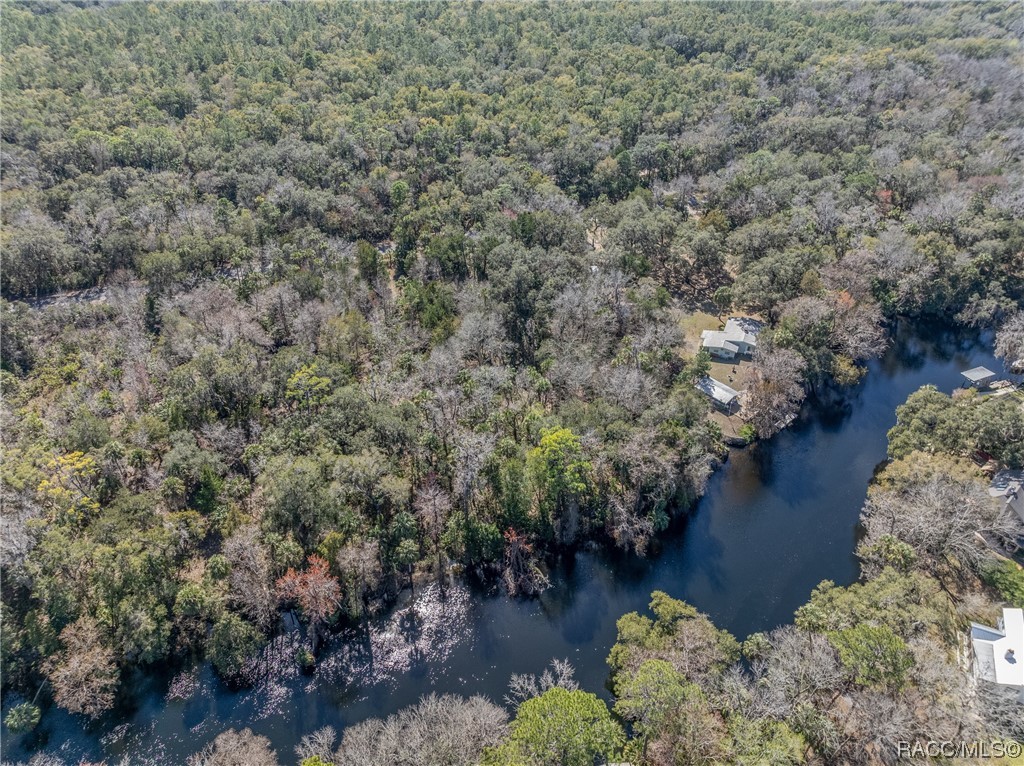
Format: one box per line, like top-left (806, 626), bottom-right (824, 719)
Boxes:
top-left (608, 591), bottom-right (739, 685)
top-left (485, 688), bottom-right (624, 766)
top-left (356, 240), bottom-right (382, 282)
top-left (286, 363), bottom-right (332, 412)
top-left (887, 386), bottom-right (1024, 468)
top-left (795, 568), bottom-right (946, 639)
top-left (527, 428), bottom-right (591, 545)
top-left (208, 612), bottom-right (263, 681)
top-left (301, 758), bottom-right (332, 766)
top-left (613, 659), bottom-right (706, 760)
top-left (390, 180), bottom-right (410, 209)
top-left (727, 716), bottom-right (806, 766)
top-left (262, 455), bottom-right (335, 546)
top-left (680, 349), bottom-right (712, 384)
top-left (982, 560), bottom-right (1024, 608)
top-left (4, 702), bottom-right (41, 733)
top-left (829, 624), bottom-right (914, 691)
top-left (393, 538), bottom-right (420, 591)
top-left (712, 286), bottom-right (733, 319)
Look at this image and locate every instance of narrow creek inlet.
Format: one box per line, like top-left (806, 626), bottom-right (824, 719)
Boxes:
top-left (6, 322), bottom-right (1005, 764)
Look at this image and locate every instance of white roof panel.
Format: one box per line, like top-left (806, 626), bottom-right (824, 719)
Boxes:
top-left (695, 376), bottom-right (740, 405)
top-left (971, 609), bottom-right (1024, 688)
top-left (702, 334), bottom-right (739, 352)
top-left (962, 366), bottom-right (996, 382)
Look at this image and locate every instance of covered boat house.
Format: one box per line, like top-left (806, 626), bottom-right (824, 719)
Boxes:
top-left (961, 366), bottom-right (997, 389)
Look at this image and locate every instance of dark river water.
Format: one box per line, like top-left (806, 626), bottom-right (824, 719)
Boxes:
top-left (4, 322), bottom-right (1009, 764)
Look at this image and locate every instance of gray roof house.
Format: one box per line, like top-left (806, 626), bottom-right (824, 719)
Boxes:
top-left (989, 470), bottom-right (1024, 525)
top-left (695, 375), bottom-right (741, 412)
top-left (970, 607), bottom-right (1024, 702)
top-left (701, 318), bottom-right (759, 360)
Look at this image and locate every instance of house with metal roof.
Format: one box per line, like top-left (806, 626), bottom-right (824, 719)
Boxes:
top-left (695, 375), bottom-right (741, 413)
top-left (970, 607), bottom-right (1024, 702)
top-left (961, 366), bottom-right (997, 389)
top-left (989, 470), bottom-right (1024, 525)
top-left (701, 318), bottom-right (759, 360)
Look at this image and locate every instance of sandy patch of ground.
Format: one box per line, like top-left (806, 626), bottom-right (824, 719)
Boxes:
top-left (709, 409), bottom-right (751, 442)
top-left (710, 358), bottom-right (754, 392)
top-left (678, 310), bottom-right (722, 353)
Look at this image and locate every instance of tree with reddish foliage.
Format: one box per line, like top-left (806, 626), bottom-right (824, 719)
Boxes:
top-left (276, 555), bottom-right (341, 653)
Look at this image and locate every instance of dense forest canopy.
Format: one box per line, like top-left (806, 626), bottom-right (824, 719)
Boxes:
top-left (2, 1), bottom-right (1022, 307)
top-left (1, 1), bottom-right (1023, 761)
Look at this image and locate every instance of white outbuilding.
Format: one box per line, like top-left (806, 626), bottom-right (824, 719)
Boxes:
top-left (695, 375), bottom-right (741, 413)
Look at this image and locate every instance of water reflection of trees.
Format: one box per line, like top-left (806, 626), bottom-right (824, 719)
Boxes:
top-left (882, 320), bottom-right (992, 374)
top-left (810, 388), bottom-right (857, 433)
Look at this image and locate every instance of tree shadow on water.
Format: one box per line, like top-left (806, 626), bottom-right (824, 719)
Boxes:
top-left (398, 608), bottom-right (422, 644)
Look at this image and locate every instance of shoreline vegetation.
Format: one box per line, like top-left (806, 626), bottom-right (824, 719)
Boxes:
top-left (2, 1), bottom-right (1023, 763)
top-left (184, 378), bottom-right (1024, 766)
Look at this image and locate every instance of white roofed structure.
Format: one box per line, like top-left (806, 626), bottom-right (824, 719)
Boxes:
top-left (961, 366), bottom-right (997, 388)
top-left (971, 608), bottom-right (1024, 701)
top-left (695, 376), bottom-right (741, 412)
top-left (700, 318), bottom-right (760, 360)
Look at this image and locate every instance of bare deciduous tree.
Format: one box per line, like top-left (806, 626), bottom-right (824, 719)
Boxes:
top-left (607, 495), bottom-right (657, 557)
top-left (859, 476), bottom-right (1019, 580)
top-left (449, 297), bottom-right (513, 365)
top-left (296, 726), bottom-right (337, 764)
top-left (414, 478), bottom-right (453, 579)
top-left (454, 429), bottom-right (496, 517)
top-left (334, 693), bottom-right (507, 766)
top-left (597, 432), bottom-right (678, 556)
top-left (501, 528), bottom-right (549, 597)
top-left (906, 636), bottom-right (976, 741)
top-left (746, 347), bottom-right (807, 438)
top-left (336, 539), bottom-right (382, 616)
top-left (505, 658), bottom-right (579, 705)
top-left (977, 680), bottom-right (1024, 741)
top-left (223, 525), bottom-right (276, 631)
top-left (549, 280), bottom-right (615, 357)
top-left (0, 484), bottom-right (41, 572)
top-left (746, 626), bottom-right (845, 721)
top-left (188, 728), bottom-right (279, 766)
top-left (43, 617), bottom-right (118, 718)
top-left (831, 293), bottom-right (887, 362)
top-left (995, 311), bottom-right (1024, 371)
top-left (836, 690), bottom-right (919, 766)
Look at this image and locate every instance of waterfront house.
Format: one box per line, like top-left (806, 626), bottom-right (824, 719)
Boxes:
top-left (701, 318), bottom-right (759, 360)
top-left (970, 607), bottom-right (1024, 702)
top-left (989, 470), bottom-right (1024, 525)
